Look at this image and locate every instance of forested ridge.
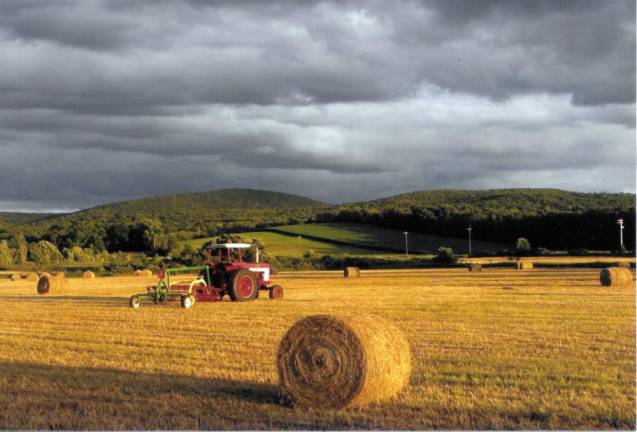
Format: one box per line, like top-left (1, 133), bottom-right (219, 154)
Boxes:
top-left (0, 188), bottom-right (634, 269)
top-left (316, 189), bottom-right (636, 251)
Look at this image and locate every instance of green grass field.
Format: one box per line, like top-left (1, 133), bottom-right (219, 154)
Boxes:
top-left (181, 231), bottom-right (390, 257)
top-left (271, 223), bottom-right (505, 254)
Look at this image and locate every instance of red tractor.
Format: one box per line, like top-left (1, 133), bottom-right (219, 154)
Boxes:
top-left (128, 243), bottom-right (283, 309)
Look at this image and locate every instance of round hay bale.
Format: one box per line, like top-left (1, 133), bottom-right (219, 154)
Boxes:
top-left (142, 269), bottom-right (153, 277)
top-left (277, 314), bottom-right (411, 409)
top-left (26, 272), bottom-right (39, 282)
top-left (82, 270), bottom-right (95, 279)
top-left (55, 271), bottom-right (65, 278)
top-left (36, 273), bottom-right (62, 295)
top-left (134, 269), bottom-right (142, 276)
top-left (10, 272), bottom-right (21, 281)
top-left (600, 267), bottom-right (633, 288)
top-left (343, 267), bottom-right (360, 278)
top-left (515, 261), bottom-right (533, 270)
top-left (468, 264), bottom-right (482, 272)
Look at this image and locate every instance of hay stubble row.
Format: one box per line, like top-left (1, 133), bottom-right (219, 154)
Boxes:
top-left (0, 268), bottom-right (634, 429)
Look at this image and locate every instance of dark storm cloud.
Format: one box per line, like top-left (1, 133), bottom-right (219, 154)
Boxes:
top-left (0, 0), bottom-right (634, 210)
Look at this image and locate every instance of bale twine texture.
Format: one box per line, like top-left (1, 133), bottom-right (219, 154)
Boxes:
top-left (600, 267), bottom-right (633, 288)
top-left (343, 267), bottom-right (360, 278)
top-left (277, 314), bottom-right (411, 409)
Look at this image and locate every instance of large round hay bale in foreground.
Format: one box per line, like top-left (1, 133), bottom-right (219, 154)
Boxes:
top-left (37, 273), bottom-right (62, 295)
top-left (277, 314), bottom-right (411, 409)
top-left (10, 272), bottom-right (21, 281)
top-left (600, 267), bottom-right (633, 287)
top-left (82, 270), bottom-right (95, 279)
top-left (26, 272), bottom-right (39, 282)
top-left (343, 267), bottom-right (360, 278)
top-left (468, 264), bottom-right (482, 272)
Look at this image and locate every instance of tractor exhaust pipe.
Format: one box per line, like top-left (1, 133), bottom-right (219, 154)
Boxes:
top-left (255, 247), bottom-right (260, 263)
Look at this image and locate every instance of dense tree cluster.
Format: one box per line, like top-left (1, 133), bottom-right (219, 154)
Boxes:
top-left (0, 188), bottom-right (633, 270)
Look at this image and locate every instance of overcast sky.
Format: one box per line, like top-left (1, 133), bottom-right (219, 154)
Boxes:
top-left (0, 0), bottom-right (635, 212)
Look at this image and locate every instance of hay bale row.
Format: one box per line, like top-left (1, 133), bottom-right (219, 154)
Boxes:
top-left (468, 264), bottom-right (482, 272)
top-left (343, 267), bottom-right (360, 278)
top-left (600, 267), bottom-right (633, 288)
top-left (277, 314), bottom-right (411, 409)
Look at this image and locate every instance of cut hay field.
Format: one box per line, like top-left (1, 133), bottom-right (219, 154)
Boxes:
top-left (0, 268), bottom-right (634, 429)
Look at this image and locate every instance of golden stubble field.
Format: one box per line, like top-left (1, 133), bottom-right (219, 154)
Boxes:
top-left (0, 268), bottom-right (634, 430)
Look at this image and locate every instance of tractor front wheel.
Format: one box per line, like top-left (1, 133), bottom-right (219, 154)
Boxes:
top-left (228, 270), bottom-right (258, 302)
top-left (268, 284), bottom-right (284, 300)
top-left (129, 295), bottom-right (141, 309)
top-left (180, 294), bottom-right (194, 309)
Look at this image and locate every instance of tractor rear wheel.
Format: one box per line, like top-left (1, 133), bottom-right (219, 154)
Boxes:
top-left (180, 294), bottom-right (194, 309)
top-left (129, 295), bottom-right (141, 309)
top-left (268, 284), bottom-right (284, 300)
top-left (228, 270), bottom-right (258, 302)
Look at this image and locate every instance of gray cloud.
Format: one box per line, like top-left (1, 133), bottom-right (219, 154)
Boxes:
top-left (0, 0), bottom-right (634, 211)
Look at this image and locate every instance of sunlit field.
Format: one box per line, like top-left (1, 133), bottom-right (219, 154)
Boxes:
top-left (182, 230), bottom-right (382, 256)
top-left (0, 268), bottom-right (634, 429)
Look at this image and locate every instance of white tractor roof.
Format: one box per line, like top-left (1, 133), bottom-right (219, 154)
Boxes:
top-left (210, 243), bottom-right (251, 249)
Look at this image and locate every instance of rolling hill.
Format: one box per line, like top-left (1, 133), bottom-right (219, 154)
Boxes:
top-left (340, 188), bottom-right (635, 216)
top-left (23, 188), bottom-right (327, 239)
top-left (1, 187), bottom-right (634, 253)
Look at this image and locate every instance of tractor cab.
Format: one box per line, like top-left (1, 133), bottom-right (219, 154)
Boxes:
top-left (207, 243), bottom-right (253, 264)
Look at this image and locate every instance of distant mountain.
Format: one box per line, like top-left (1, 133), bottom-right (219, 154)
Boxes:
top-left (347, 188), bottom-right (635, 216)
top-left (0, 212), bottom-right (51, 226)
top-left (78, 188), bottom-right (325, 215)
top-left (23, 189), bottom-right (326, 240)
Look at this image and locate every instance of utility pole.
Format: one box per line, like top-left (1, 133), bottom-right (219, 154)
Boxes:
top-left (617, 218), bottom-right (625, 250)
top-left (403, 231), bottom-right (409, 256)
top-left (467, 225), bottom-right (472, 257)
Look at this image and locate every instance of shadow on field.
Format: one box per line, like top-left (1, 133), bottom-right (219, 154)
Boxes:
top-left (0, 295), bottom-right (132, 307)
top-left (0, 360), bottom-right (283, 429)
